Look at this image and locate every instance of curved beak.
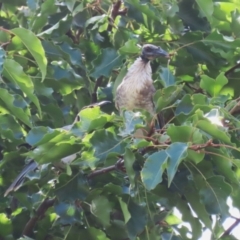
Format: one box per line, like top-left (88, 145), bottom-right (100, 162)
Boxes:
top-left (155, 48), bottom-right (170, 58)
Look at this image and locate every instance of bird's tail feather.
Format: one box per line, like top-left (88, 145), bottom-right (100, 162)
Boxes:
top-left (4, 160), bottom-right (38, 197)
top-left (157, 112), bottom-right (165, 129)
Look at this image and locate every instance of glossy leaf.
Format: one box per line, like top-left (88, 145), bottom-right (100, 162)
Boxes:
top-left (141, 151), bottom-right (168, 190)
top-left (11, 28), bottom-right (47, 81)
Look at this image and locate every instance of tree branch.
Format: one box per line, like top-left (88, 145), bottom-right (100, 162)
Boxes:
top-left (219, 218), bottom-right (240, 238)
top-left (225, 62), bottom-right (240, 77)
top-left (108, 0), bottom-right (127, 32)
top-left (87, 158), bottom-right (125, 179)
top-left (91, 76), bottom-right (103, 103)
top-left (22, 198), bottom-right (56, 237)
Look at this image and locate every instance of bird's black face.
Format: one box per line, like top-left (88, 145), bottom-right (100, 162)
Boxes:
top-left (141, 44), bottom-right (169, 61)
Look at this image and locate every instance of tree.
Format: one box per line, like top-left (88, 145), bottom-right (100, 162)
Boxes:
top-left (0, 0), bottom-right (240, 239)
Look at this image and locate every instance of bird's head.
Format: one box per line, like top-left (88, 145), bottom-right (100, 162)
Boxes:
top-left (141, 44), bottom-right (169, 61)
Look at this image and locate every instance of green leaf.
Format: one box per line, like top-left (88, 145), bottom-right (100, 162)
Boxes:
top-left (196, 119), bottom-right (232, 144)
top-left (0, 213), bottom-right (12, 236)
top-left (195, 0), bottom-right (213, 22)
top-left (71, 107), bottom-right (112, 137)
top-left (65, 0), bottom-right (76, 12)
top-left (90, 129), bottom-right (126, 164)
top-left (119, 39), bottom-right (140, 54)
top-left (159, 67), bottom-right (176, 87)
top-left (231, 10), bottom-right (240, 38)
top-left (3, 59), bottom-right (42, 117)
top-left (184, 185), bottom-right (212, 229)
top-left (166, 142), bottom-right (188, 186)
top-left (127, 201), bottom-right (148, 239)
top-left (118, 111), bottom-right (145, 137)
top-left (141, 151), bottom-right (168, 190)
top-left (124, 148), bottom-right (136, 187)
top-left (153, 85), bottom-right (183, 112)
top-left (200, 73), bottom-right (228, 97)
top-left (0, 47), bottom-right (6, 74)
top-left (197, 176), bottom-right (232, 216)
top-left (126, 0), bottom-right (161, 21)
top-left (54, 202), bottom-right (81, 224)
top-left (0, 89), bottom-right (31, 127)
top-left (167, 125), bottom-right (204, 144)
top-left (118, 197), bottom-right (131, 223)
top-left (91, 48), bottom-right (124, 78)
top-left (91, 196), bottom-right (112, 227)
top-left (55, 173), bottom-right (89, 201)
top-left (11, 28), bottom-right (47, 81)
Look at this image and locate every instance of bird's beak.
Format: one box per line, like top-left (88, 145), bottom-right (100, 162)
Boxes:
top-left (155, 48), bottom-right (170, 58)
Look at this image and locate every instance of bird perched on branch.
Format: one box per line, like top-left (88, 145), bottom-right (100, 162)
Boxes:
top-left (115, 44), bottom-right (169, 127)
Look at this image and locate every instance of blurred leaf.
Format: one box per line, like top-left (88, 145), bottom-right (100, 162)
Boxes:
top-left (55, 173), bottom-right (89, 201)
top-left (118, 197), bottom-right (131, 223)
top-left (91, 196), bottom-right (112, 227)
top-left (195, 0), bottom-right (213, 22)
top-left (0, 213), bottom-right (12, 236)
top-left (119, 39), bottom-right (140, 54)
top-left (124, 148), bottom-right (136, 187)
top-left (141, 150), bottom-right (168, 190)
top-left (167, 125), bottom-right (203, 144)
top-left (0, 89), bottom-right (31, 127)
top-left (0, 47), bottom-right (6, 74)
top-left (126, 201), bottom-right (148, 239)
top-left (231, 10), bottom-right (240, 38)
top-left (11, 28), bottom-right (47, 81)
top-left (166, 142), bottom-right (188, 186)
top-left (90, 129), bottom-right (126, 164)
top-left (91, 48), bottom-right (124, 78)
top-left (119, 111), bottom-right (144, 137)
top-left (200, 73), bottom-right (228, 97)
top-left (153, 85), bottom-right (183, 112)
top-left (196, 119), bottom-right (232, 144)
top-left (159, 67), bottom-right (176, 87)
top-left (197, 176), bottom-right (232, 215)
top-left (3, 59), bottom-right (42, 117)
top-left (54, 202), bottom-right (81, 224)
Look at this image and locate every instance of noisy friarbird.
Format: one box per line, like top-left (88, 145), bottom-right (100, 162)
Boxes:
top-left (115, 44), bottom-right (169, 127)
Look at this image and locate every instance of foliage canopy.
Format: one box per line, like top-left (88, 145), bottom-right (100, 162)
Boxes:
top-left (1, 0), bottom-right (240, 239)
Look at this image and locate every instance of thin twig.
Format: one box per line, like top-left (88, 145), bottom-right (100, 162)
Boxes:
top-left (225, 63), bottom-right (240, 77)
top-left (219, 218), bottom-right (240, 238)
top-left (107, 0), bottom-right (127, 32)
top-left (87, 158), bottom-right (124, 179)
top-left (91, 76), bottom-right (103, 103)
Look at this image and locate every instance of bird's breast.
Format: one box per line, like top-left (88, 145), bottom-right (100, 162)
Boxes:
top-left (116, 75), bottom-right (155, 113)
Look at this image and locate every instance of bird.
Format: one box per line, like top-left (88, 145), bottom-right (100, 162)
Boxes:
top-left (115, 44), bottom-right (169, 126)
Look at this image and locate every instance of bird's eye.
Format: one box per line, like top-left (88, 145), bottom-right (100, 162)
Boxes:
top-left (145, 47), bottom-right (151, 51)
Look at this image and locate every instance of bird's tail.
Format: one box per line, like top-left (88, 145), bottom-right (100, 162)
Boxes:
top-left (4, 160), bottom-right (38, 197)
top-left (157, 112), bottom-right (165, 129)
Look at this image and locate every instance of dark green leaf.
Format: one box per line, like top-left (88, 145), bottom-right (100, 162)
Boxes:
top-left (91, 48), bottom-right (124, 78)
top-left (91, 196), bottom-right (112, 227)
top-left (3, 59), bottom-right (42, 117)
top-left (166, 142), bottom-right (188, 186)
top-left (0, 89), bottom-right (31, 127)
top-left (141, 151), bottom-right (168, 190)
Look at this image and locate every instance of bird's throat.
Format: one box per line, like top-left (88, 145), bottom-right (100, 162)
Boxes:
top-left (140, 54), bottom-right (150, 63)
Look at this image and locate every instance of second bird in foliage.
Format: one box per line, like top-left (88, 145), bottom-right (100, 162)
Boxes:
top-left (115, 44), bottom-right (169, 121)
